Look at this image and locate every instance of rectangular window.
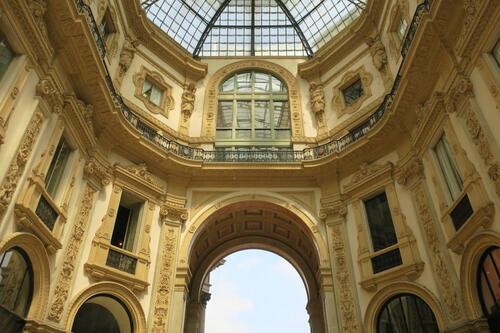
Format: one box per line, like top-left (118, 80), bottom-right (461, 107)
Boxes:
top-left (99, 9), bottom-right (116, 41)
top-left (434, 134), bottom-right (463, 202)
top-left (364, 192), bottom-right (398, 252)
top-left (45, 136), bottom-right (72, 198)
top-left (0, 32), bottom-right (14, 81)
top-left (142, 79), bottom-right (163, 107)
top-left (342, 79), bottom-right (364, 106)
top-left (396, 16), bottom-right (408, 43)
top-left (493, 39), bottom-right (500, 67)
top-left (110, 194), bottom-right (142, 252)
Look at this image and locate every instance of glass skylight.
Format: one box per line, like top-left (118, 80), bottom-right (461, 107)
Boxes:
top-left (142, 0), bottom-right (366, 57)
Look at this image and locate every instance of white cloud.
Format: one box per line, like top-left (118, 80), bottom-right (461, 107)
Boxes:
top-left (205, 277), bottom-right (254, 333)
top-left (235, 254), bottom-right (261, 270)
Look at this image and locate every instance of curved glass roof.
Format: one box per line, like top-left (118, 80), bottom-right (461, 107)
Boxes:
top-left (142, 0), bottom-right (366, 57)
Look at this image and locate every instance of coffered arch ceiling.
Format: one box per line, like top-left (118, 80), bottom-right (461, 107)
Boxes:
top-left (187, 201), bottom-right (322, 301)
top-left (142, 0), bottom-right (367, 57)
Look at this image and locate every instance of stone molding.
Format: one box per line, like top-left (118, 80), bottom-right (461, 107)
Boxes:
top-left (133, 66), bottom-right (175, 118)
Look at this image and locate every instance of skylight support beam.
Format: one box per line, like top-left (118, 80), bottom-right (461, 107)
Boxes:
top-left (141, 0), bottom-right (159, 11)
top-left (193, 0), bottom-right (232, 57)
top-left (273, 0), bottom-right (313, 57)
top-left (346, 0), bottom-right (367, 10)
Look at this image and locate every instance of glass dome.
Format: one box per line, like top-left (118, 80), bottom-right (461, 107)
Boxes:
top-left (142, 0), bottom-right (366, 57)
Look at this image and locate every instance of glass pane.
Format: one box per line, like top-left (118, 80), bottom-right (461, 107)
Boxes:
top-left (150, 85), bottom-right (163, 106)
top-left (111, 205), bottom-right (131, 249)
top-left (254, 72), bottom-right (270, 92)
top-left (254, 101), bottom-right (270, 129)
top-left (378, 295), bottom-right (438, 333)
top-left (494, 39), bottom-right (500, 66)
top-left (273, 101), bottom-right (290, 128)
top-left (217, 101), bottom-right (233, 128)
top-left (235, 129), bottom-right (251, 139)
top-left (364, 192), bottom-right (398, 252)
top-left (236, 72), bottom-right (252, 92)
top-left (220, 75), bottom-right (235, 92)
top-left (0, 33), bottom-right (14, 81)
top-left (0, 249), bottom-right (32, 318)
top-left (142, 80), bottom-right (153, 98)
top-left (271, 76), bottom-right (287, 92)
top-left (123, 204), bottom-right (141, 252)
top-left (236, 101), bottom-right (251, 128)
top-left (255, 129), bottom-right (272, 139)
top-left (342, 79), bottom-right (364, 106)
top-left (45, 137), bottom-right (72, 198)
top-left (275, 129), bottom-right (291, 140)
top-left (434, 135), bottom-right (463, 201)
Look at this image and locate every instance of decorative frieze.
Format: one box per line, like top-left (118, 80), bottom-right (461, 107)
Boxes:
top-left (47, 184), bottom-right (96, 322)
top-left (331, 221), bottom-right (359, 333)
top-left (0, 111), bottom-right (44, 220)
top-left (397, 155), bottom-right (465, 322)
top-left (115, 38), bottom-right (136, 87)
top-left (36, 77), bottom-right (64, 114)
top-left (83, 156), bottom-right (111, 190)
top-left (309, 82), bottom-right (327, 134)
top-left (151, 224), bottom-right (179, 333)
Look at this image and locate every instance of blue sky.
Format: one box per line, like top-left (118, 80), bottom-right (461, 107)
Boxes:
top-left (205, 249), bottom-right (310, 333)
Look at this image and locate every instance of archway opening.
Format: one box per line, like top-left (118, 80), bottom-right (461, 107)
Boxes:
top-left (71, 294), bottom-right (133, 333)
top-left (205, 249), bottom-right (309, 333)
top-left (184, 201), bottom-right (325, 333)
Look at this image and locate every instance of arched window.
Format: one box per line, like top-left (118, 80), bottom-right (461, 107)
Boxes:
top-left (216, 71), bottom-right (291, 150)
top-left (477, 247), bottom-right (500, 331)
top-left (71, 295), bottom-right (133, 333)
top-left (0, 248), bottom-right (33, 333)
top-left (377, 294), bottom-right (439, 333)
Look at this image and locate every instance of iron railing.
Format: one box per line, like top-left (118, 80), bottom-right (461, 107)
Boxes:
top-left (371, 248), bottom-right (403, 274)
top-left (35, 195), bottom-right (58, 231)
top-left (106, 248), bottom-right (138, 274)
top-left (73, 0), bottom-right (431, 163)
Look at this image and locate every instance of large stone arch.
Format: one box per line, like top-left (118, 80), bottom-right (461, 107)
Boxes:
top-left (363, 281), bottom-right (446, 333)
top-left (460, 231), bottom-right (500, 321)
top-left (179, 192), bottom-right (329, 333)
top-left (65, 281), bottom-right (147, 333)
top-left (202, 60), bottom-right (305, 139)
top-left (0, 232), bottom-right (50, 322)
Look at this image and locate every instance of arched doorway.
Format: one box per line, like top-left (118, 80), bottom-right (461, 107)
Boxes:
top-left (477, 246), bottom-right (500, 331)
top-left (0, 247), bottom-right (33, 333)
top-left (71, 294), bottom-right (133, 333)
top-left (204, 249), bottom-right (309, 333)
top-left (183, 201), bottom-right (326, 333)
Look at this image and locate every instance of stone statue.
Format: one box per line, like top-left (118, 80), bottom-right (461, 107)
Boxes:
top-left (181, 83), bottom-right (196, 120)
top-left (115, 38), bottom-right (136, 86)
top-left (367, 37), bottom-right (388, 71)
top-left (309, 82), bottom-right (325, 115)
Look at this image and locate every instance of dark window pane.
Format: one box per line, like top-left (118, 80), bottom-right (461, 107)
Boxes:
top-left (111, 205), bottom-right (131, 249)
top-left (0, 248), bottom-right (33, 318)
top-left (364, 192), bottom-right (397, 252)
top-left (0, 33), bottom-right (14, 81)
top-left (478, 247), bottom-right (500, 332)
top-left (494, 39), bottom-right (500, 67)
top-left (45, 136), bottom-right (72, 198)
top-left (377, 295), bottom-right (439, 333)
top-left (342, 79), bottom-right (364, 106)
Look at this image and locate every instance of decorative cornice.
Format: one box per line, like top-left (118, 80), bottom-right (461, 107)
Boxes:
top-left (83, 154), bottom-right (111, 190)
top-left (36, 77), bottom-right (64, 113)
top-left (395, 153), bottom-right (425, 188)
top-left (343, 161), bottom-right (393, 196)
top-left (113, 163), bottom-right (166, 202)
top-left (160, 195), bottom-right (188, 224)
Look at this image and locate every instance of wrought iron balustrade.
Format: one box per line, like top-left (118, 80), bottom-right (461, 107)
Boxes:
top-left (371, 248), bottom-right (403, 274)
top-left (35, 195), bottom-right (58, 231)
top-left (106, 248), bottom-right (138, 274)
top-left (73, 0), bottom-right (430, 163)
top-left (450, 194), bottom-right (474, 231)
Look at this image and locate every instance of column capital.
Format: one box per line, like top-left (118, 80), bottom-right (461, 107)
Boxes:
top-left (84, 154), bottom-right (112, 190)
top-left (396, 153), bottom-right (425, 189)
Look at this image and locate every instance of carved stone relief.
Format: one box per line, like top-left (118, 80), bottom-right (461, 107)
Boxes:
top-left (47, 184), bottom-right (96, 322)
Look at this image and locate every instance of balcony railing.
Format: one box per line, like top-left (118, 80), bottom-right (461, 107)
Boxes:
top-left (73, 0), bottom-right (432, 163)
top-left (35, 194), bottom-right (58, 231)
top-left (106, 248), bottom-right (138, 275)
top-left (371, 247), bottom-right (403, 274)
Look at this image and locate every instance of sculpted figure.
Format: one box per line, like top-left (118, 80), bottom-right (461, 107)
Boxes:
top-left (309, 82), bottom-right (325, 114)
top-left (367, 37), bottom-right (388, 71)
top-left (117, 39), bottom-right (136, 80)
top-left (181, 83), bottom-right (196, 119)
